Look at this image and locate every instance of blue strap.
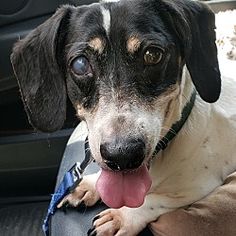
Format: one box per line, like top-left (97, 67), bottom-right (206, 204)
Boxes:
top-left (42, 162), bottom-right (83, 236)
top-left (43, 133), bottom-right (92, 236)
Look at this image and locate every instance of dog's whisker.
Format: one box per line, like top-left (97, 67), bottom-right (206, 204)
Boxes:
top-left (167, 129), bottom-right (177, 136)
top-left (161, 126), bottom-right (177, 136)
top-left (155, 142), bottom-right (163, 152)
top-left (159, 139), bottom-right (167, 147)
top-left (162, 136), bottom-right (170, 143)
top-left (182, 94), bottom-right (189, 102)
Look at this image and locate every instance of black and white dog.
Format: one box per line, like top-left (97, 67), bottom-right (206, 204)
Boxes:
top-left (11, 0), bottom-right (236, 235)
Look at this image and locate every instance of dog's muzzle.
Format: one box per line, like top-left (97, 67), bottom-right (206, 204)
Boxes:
top-left (100, 138), bottom-right (146, 171)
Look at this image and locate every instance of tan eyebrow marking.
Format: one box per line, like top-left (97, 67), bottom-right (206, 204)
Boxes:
top-left (88, 37), bottom-right (104, 54)
top-left (127, 36), bottom-right (141, 53)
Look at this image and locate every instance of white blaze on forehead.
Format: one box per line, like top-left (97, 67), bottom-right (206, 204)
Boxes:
top-left (100, 6), bottom-right (111, 34)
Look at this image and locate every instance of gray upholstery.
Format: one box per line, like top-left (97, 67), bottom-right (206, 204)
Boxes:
top-left (0, 202), bottom-right (47, 236)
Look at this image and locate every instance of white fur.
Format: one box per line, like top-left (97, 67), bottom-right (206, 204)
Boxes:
top-left (59, 10), bottom-right (236, 234)
top-left (60, 61), bottom-right (236, 234)
top-left (100, 6), bottom-right (111, 34)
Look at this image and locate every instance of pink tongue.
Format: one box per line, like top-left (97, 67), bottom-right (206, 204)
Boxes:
top-left (96, 165), bottom-right (152, 208)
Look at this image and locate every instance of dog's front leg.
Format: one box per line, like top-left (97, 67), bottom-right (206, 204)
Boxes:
top-left (58, 171), bottom-right (101, 208)
top-left (88, 194), bottom-right (173, 236)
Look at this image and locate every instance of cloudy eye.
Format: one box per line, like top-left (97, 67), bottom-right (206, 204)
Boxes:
top-left (71, 56), bottom-right (92, 76)
top-left (144, 47), bottom-right (163, 65)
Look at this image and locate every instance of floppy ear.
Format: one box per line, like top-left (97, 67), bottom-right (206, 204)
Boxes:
top-left (11, 6), bottom-right (73, 132)
top-left (158, 0), bottom-right (221, 103)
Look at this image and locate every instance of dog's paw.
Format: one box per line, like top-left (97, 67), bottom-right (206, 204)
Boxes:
top-left (87, 209), bottom-right (143, 236)
top-left (57, 173), bottom-right (100, 208)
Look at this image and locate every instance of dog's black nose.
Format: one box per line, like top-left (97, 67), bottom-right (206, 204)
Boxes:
top-left (100, 138), bottom-right (145, 171)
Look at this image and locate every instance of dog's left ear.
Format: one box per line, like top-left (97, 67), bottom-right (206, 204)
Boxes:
top-left (158, 0), bottom-right (221, 103)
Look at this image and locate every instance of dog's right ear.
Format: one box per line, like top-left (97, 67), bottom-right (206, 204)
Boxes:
top-left (11, 6), bottom-right (73, 132)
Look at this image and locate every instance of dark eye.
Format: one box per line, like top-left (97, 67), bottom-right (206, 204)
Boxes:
top-left (144, 47), bottom-right (163, 65)
top-left (71, 56), bottom-right (92, 76)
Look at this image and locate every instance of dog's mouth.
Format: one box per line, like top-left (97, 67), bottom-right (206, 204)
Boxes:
top-left (96, 164), bottom-right (152, 208)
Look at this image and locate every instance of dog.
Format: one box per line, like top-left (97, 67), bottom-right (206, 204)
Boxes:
top-left (11, 0), bottom-right (236, 235)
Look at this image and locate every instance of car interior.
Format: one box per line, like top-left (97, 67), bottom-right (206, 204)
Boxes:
top-left (0, 0), bottom-right (235, 235)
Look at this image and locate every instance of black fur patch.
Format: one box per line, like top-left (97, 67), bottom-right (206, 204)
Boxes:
top-left (11, 0), bottom-right (221, 131)
top-left (66, 1), bottom-right (184, 112)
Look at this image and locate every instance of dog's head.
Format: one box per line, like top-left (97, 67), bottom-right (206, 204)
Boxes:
top-left (11, 0), bottom-right (220, 207)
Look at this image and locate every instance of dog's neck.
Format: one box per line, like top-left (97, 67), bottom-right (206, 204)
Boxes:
top-left (164, 66), bottom-right (195, 130)
top-left (157, 66), bottom-right (196, 153)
